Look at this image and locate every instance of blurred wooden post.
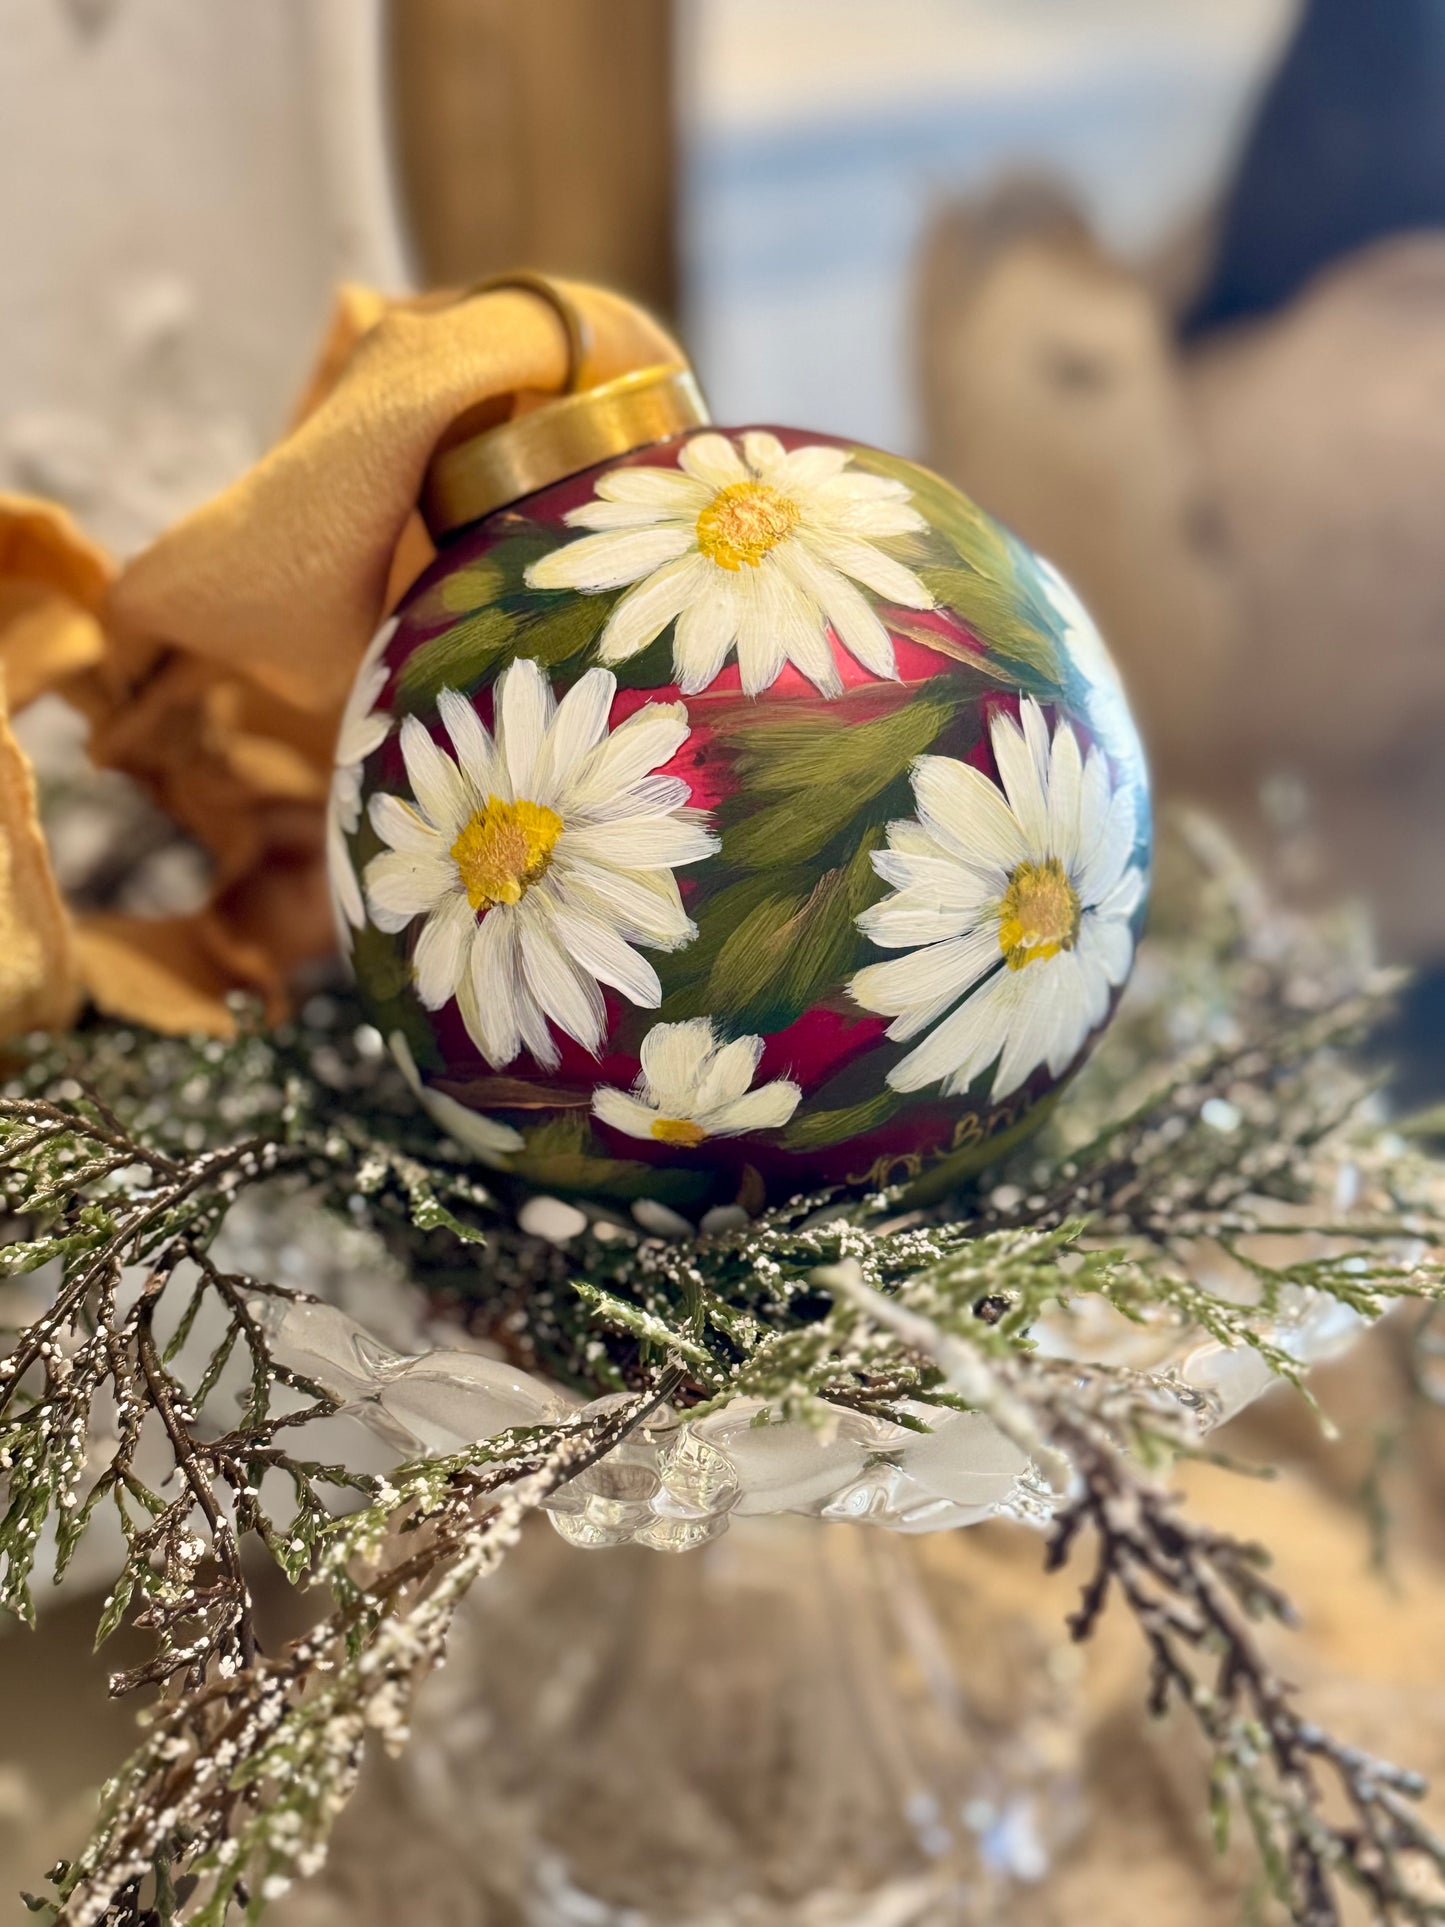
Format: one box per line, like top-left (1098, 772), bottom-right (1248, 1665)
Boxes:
top-left (387, 0), bottom-right (677, 316)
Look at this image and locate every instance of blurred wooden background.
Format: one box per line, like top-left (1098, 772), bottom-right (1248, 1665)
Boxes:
top-left (387, 0), bottom-right (677, 315)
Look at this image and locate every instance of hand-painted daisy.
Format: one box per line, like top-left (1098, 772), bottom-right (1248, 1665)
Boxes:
top-left (1035, 558), bottom-right (1135, 757)
top-left (363, 657), bottom-right (718, 1069)
top-left (592, 1018), bottom-right (801, 1146)
top-left (389, 1030), bottom-right (522, 1166)
top-left (523, 431), bottom-right (933, 699)
top-left (328, 616), bottom-right (396, 944)
top-left (1036, 559), bottom-right (1121, 696)
top-left (849, 697), bottom-right (1145, 1100)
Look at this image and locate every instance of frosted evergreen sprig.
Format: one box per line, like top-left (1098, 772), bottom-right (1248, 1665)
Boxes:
top-left (4, 816), bottom-right (1445, 1923)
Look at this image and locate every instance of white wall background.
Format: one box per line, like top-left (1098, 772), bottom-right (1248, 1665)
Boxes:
top-left (678, 0), bottom-right (1299, 451)
top-left (0, 0), bottom-right (406, 557)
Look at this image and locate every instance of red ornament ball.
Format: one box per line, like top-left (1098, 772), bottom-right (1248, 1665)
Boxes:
top-left (330, 423), bottom-right (1150, 1213)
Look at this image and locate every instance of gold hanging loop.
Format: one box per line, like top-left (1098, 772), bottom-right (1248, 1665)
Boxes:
top-left (422, 274), bottom-right (710, 539)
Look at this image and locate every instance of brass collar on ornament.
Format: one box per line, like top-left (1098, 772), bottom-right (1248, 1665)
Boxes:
top-left (422, 363), bottom-right (712, 539)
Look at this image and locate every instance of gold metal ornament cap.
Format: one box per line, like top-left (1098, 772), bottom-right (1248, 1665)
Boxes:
top-left (422, 361), bottom-right (712, 539)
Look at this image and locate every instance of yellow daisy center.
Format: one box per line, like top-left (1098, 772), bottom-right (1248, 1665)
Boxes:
top-left (696, 481), bottom-right (801, 570)
top-left (650, 1116), bottom-right (708, 1147)
top-left (998, 857), bottom-right (1081, 970)
top-left (451, 795), bottom-right (563, 912)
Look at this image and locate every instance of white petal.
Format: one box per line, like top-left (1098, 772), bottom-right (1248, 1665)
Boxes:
top-left (1076, 783), bottom-right (1138, 905)
top-left (495, 656), bottom-right (555, 801)
top-left (678, 433), bottom-right (748, 490)
top-left (592, 1087), bottom-right (665, 1140)
top-left (563, 813), bottom-right (719, 872)
top-left (369, 791), bottom-right (449, 858)
top-left (771, 443), bottom-right (851, 491)
top-left (1046, 718), bottom-right (1085, 869)
top-left (517, 900), bottom-right (607, 1052)
top-left (549, 900), bottom-right (661, 1009)
top-left (989, 710), bottom-right (1050, 854)
top-left (741, 429), bottom-right (788, 476)
top-left (437, 688), bottom-right (503, 801)
top-left (851, 927), bottom-right (997, 1022)
top-left (856, 888), bottom-right (986, 950)
top-left (399, 715), bottom-right (469, 833)
top-left (566, 700), bottom-right (690, 811)
top-left (869, 848), bottom-right (993, 913)
top-left (890, 969), bottom-right (1021, 1095)
top-left (1076, 908), bottom-right (1136, 987)
top-left (328, 811), bottom-right (365, 932)
top-left (692, 1034), bottom-right (765, 1112)
top-left (703, 1081), bottom-right (801, 1136)
top-left (595, 465), bottom-right (713, 510)
top-left (732, 567), bottom-right (787, 698)
top-left (777, 541), bottom-right (897, 679)
top-left (991, 966), bottom-right (1082, 1099)
top-left (1097, 866), bottom-right (1145, 924)
top-left (759, 554), bottom-right (843, 697)
top-left (807, 474), bottom-right (926, 535)
top-left (1041, 953), bottom-right (1097, 1075)
top-left (331, 765), bottom-right (363, 839)
top-left (912, 755), bottom-right (1027, 877)
top-left (364, 849), bottom-right (457, 931)
top-left (597, 553), bottom-right (712, 665)
top-left (584, 774), bottom-right (692, 821)
top-left (819, 500), bottom-right (925, 540)
top-left (673, 574), bottom-right (742, 694)
top-left (515, 975), bottom-right (560, 1067)
top-left (420, 1085), bottom-right (523, 1161)
top-left (1019, 696), bottom-right (1052, 790)
top-left (885, 819), bottom-right (948, 859)
top-left (808, 470), bottom-right (912, 504)
top-left (798, 528), bottom-right (933, 610)
top-left (341, 704), bottom-right (391, 765)
top-left (558, 859), bottom-right (694, 948)
top-left (640, 1017), bottom-right (716, 1110)
top-left (532, 666), bottom-right (615, 805)
top-left (464, 910), bottom-right (524, 1068)
top-left (565, 498), bottom-right (696, 532)
top-left (526, 524), bottom-right (694, 592)
top-left (413, 892), bottom-right (475, 1009)
top-left (1076, 746), bottom-right (1112, 855)
top-left (1070, 935), bottom-right (1115, 1030)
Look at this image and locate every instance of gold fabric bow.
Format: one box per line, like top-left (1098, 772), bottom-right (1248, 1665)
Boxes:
top-left (0, 280), bottom-right (682, 1041)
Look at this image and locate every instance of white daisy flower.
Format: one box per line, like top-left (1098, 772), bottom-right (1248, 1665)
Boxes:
top-left (389, 1030), bottom-right (522, 1166)
top-left (849, 697), bottom-right (1145, 1100)
top-left (1036, 558), bottom-right (1135, 754)
top-left (593, 1018), bottom-right (801, 1146)
top-left (524, 431), bottom-right (933, 699)
top-left (1037, 560), bottom-right (1122, 697)
top-left (328, 616), bottom-right (396, 945)
top-left (363, 657), bottom-right (718, 1070)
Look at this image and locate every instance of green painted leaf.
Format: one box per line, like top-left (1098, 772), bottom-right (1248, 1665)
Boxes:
top-left (437, 560), bottom-right (506, 615)
top-left (510, 1115), bottom-right (707, 1203)
top-left (718, 693), bottom-right (954, 869)
top-left (687, 832), bottom-right (884, 1032)
top-left (852, 448), bottom-right (1064, 692)
top-left (920, 562), bottom-right (1061, 685)
top-left (851, 446), bottom-right (1001, 560)
top-left (656, 870), bottom-right (785, 1005)
top-left (417, 559), bottom-right (509, 620)
top-left (782, 1087), bottom-right (905, 1152)
top-left (396, 581), bottom-right (622, 710)
top-left (395, 605), bottom-right (515, 706)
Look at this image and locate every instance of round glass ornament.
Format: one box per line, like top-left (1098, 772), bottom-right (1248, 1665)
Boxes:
top-left (331, 362), bottom-right (1150, 1213)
